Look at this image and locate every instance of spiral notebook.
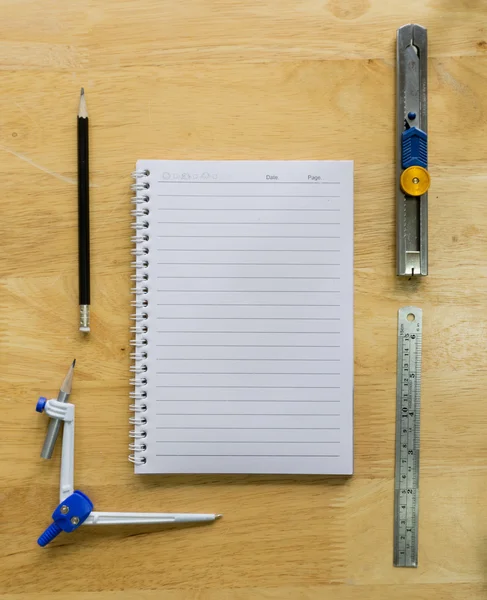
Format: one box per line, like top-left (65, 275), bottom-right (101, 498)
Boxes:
top-left (130, 160), bottom-right (354, 474)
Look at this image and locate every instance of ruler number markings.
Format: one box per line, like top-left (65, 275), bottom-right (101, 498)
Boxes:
top-left (394, 307), bottom-right (422, 567)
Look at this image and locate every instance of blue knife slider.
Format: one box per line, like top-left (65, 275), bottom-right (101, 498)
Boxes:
top-left (401, 127), bottom-right (428, 170)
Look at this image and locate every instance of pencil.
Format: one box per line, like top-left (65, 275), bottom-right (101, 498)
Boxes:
top-left (78, 88), bottom-right (90, 332)
top-left (40, 359), bottom-right (76, 459)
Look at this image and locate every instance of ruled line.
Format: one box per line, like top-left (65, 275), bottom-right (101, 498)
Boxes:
top-left (156, 413), bottom-right (340, 416)
top-left (155, 454), bottom-right (341, 458)
top-left (156, 290), bottom-right (341, 293)
top-left (155, 441), bottom-right (340, 444)
top-left (156, 195), bottom-right (340, 199)
top-left (155, 344), bottom-right (341, 348)
top-left (155, 331), bottom-right (341, 334)
top-left (155, 249), bottom-right (341, 252)
top-left (155, 358), bottom-right (340, 362)
top-left (157, 329), bottom-right (340, 335)
top-left (158, 222), bottom-right (341, 226)
top-left (154, 401), bottom-right (341, 404)
top-left (156, 303), bottom-right (341, 307)
top-left (155, 372), bottom-right (341, 376)
top-left (155, 317), bottom-right (341, 321)
top-left (156, 235), bottom-right (341, 239)
top-left (156, 263), bottom-right (340, 267)
top-left (156, 276), bottom-right (340, 280)
top-left (157, 207), bottom-right (340, 210)
top-left (155, 386), bottom-right (340, 389)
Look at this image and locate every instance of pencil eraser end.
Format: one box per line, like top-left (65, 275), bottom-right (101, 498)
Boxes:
top-left (79, 326), bottom-right (90, 333)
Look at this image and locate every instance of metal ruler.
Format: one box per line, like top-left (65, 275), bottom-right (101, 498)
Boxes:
top-left (394, 307), bottom-right (423, 567)
top-left (396, 24), bottom-right (429, 276)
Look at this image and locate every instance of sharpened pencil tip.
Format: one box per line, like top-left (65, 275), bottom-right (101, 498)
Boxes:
top-left (215, 514), bottom-right (223, 519)
top-left (60, 359), bottom-right (75, 394)
top-left (80, 87), bottom-right (84, 96)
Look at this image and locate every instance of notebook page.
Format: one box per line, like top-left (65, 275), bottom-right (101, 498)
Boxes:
top-left (137, 160), bottom-right (353, 475)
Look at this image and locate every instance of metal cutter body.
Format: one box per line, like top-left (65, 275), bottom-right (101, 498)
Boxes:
top-left (396, 24), bottom-right (429, 276)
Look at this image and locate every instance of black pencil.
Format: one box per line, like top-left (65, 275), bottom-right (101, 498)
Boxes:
top-left (78, 87), bottom-right (90, 332)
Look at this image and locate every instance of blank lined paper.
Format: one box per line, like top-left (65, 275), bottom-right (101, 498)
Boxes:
top-left (134, 160), bottom-right (353, 475)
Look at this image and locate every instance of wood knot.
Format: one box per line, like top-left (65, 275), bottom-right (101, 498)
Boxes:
top-left (328, 0), bottom-right (370, 20)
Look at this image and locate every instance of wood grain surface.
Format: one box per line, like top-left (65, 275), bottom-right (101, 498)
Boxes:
top-left (2, 0), bottom-right (487, 598)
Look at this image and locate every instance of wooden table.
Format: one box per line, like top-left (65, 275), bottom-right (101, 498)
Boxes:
top-left (2, 1), bottom-right (487, 598)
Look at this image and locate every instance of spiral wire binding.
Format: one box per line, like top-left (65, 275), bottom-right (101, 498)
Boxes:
top-left (129, 168), bottom-right (151, 465)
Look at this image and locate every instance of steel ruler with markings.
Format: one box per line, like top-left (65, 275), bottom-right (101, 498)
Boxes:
top-left (394, 306), bottom-right (423, 568)
top-left (397, 24), bottom-right (429, 276)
